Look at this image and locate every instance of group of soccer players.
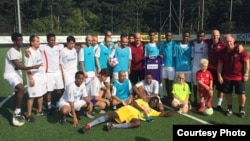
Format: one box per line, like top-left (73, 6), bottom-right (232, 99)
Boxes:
top-left (3, 28), bottom-right (249, 128)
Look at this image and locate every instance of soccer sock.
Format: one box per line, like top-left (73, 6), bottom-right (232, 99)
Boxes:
top-left (88, 115), bottom-right (108, 127)
top-left (199, 102), bottom-right (205, 109)
top-left (206, 95), bottom-right (213, 107)
top-left (217, 98), bottom-right (223, 106)
top-left (239, 106), bottom-right (244, 112)
top-left (227, 105), bottom-right (232, 111)
top-left (112, 123), bottom-right (130, 128)
top-left (47, 102), bottom-right (52, 109)
top-left (14, 108), bottom-right (21, 115)
top-left (159, 83), bottom-right (163, 98)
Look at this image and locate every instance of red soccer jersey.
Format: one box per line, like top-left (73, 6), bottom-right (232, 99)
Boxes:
top-left (205, 39), bottom-right (226, 70)
top-left (218, 45), bottom-right (249, 80)
top-left (129, 42), bottom-right (145, 70)
top-left (196, 69), bottom-right (213, 90)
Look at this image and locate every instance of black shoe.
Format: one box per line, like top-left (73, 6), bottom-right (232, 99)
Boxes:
top-left (226, 109), bottom-right (233, 116)
top-left (46, 109), bottom-right (53, 116)
top-left (239, 111), bottom-right (246, 118)
top-left (59, 115), bottom-right (66, 124)
top-left (26, 115), bottom-right (35, 122)
top-left (13, 113), bottom-right (25, 122)
top-left (106, 122), bottom-right (114, 131)
top-left (216, 105), bottom-right (223, 111)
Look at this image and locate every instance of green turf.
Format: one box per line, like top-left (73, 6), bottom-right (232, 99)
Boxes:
top-left (0, 45), bottom-right (250, 141)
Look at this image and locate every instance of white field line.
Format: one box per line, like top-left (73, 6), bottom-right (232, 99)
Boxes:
top-left (0, 85), bottom-right (28, 108)
top-left (164, 105), bottom-right (213, 125)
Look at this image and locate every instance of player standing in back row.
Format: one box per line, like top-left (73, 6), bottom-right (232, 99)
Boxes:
top-left (3, 32), bottom-right (42, 126)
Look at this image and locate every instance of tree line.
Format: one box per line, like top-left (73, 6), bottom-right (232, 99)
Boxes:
top-left (0, 0), bottom-right (249, 35)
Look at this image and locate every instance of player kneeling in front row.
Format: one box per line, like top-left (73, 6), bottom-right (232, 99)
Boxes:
top-left (58, 71), bottom-right (93, 126)
top-left (82, 97), bottom-right (181, 133)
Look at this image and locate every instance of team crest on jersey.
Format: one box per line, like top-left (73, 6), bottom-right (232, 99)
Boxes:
top-left (217, 45), bottom-right (221, 48)
top-left (234, 53), bottom-right (238, 57)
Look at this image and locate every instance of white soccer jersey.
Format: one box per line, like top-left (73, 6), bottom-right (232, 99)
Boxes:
top-left (25, 48), bottom-right (47, 97)
top-left (85, 76), bottom-right (105, 99)
top-left (135, 79), bottom-right (159, 95)
top-left (59, 82), bottom-right (88, 103)
top-left (39, 44), bottom-right (64, 73)
top-left (25, 48), bottom-right (46, 84)
top-left (60, 47), bottom-right (78, 73)
top-left (192, 41), bottom-right (208, 67)
top-left (4, 47), bottom-right (22, 76)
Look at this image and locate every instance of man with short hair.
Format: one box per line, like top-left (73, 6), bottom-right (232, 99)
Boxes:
top-left (133, 72), bottom-right (164, 112)
top-left (217, 34), bottom-right (249, 118)
top-left (4, 32), bottom-right (41, 125)
top-left (82, 97), bottom-right (180, 133)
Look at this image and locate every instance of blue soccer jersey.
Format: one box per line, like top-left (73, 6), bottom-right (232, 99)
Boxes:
top-left (113, 47), bottom-right (131, 73)
top-left (174, 43), bottom-right (192, 71)
top-left (145, 43), bottom-right (160, 57)
top-left (113, 79), bottom-right (130, 100)
top-left (160, 41), bottom-right (176, 67)
top-left (99, 44), bottom-right (113, 69)
top-left (83, 46), bottom-right (96, 72)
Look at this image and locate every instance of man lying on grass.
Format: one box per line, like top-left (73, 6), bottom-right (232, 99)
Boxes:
top-left (82, 97), bottom-right (182, 133)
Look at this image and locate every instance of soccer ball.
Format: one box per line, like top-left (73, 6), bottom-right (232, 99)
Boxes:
top-left (203, 107), bottom-right (214, 116)
top-left (12, 116), bottom-right (25, 127)
top-left (111, 58), bottom-right (118, 66)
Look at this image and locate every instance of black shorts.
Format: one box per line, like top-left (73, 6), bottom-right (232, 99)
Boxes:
top-left (222, 80), bottom-right (246, 94)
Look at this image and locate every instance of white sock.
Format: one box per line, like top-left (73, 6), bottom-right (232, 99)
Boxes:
top-left (48, 102), bottom-right (52, 109)
top-left (159, 83), bottom-right (163, 98)
top-left (14, 108), bottom-right (21, 115)
top-left (217, 98), bottom-right (223, 106)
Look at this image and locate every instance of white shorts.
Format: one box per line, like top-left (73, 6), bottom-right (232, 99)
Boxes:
top-left (175, 71), bottom-right (192, 82)
top-left (162, 67), bottom-right (175, 80)
top-left (112, 72), bottom-right (128, 81)
top-left (27, 82), bottom-right (47, 98)
top-left (3, 73), bottom-right (23, 91)
top-left (46, 70), bottom-right (64, 92)
top-left (59, 100), bottom-right (86, 111)
top-left (173, 98), bottom-right (188, 108)
top-left (192, 66), bottom-right (200, 85)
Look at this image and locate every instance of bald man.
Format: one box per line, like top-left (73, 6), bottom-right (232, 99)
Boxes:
top-left (217, 34), bottom-right (249, 118)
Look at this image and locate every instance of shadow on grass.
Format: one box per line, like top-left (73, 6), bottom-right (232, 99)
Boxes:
top-left (134, 136), bottom-right (151, 141)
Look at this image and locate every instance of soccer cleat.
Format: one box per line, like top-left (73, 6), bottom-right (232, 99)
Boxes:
top-left (86, 112), bottom-right (94, 119)
top-left (26, 115), bottom-right (35, 122)
top-left (226, 109), bottom-right (233, 116)
top-left (106, 122), bottom-right (114, 131)
top-left (216, 105), bottom-right (222, 111)
top-left (59, 115), bottom-right (66, 124)
top-left (82, 124), bottom-right (91, 134)
top-left (14, 113), bottom-right (25, 122)
top-left (239, 111), bottom-right (246, 118)
top-left (198, 106), bottom-right (205, 113)
top-left (46, 109), bottom-right (53, 116)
